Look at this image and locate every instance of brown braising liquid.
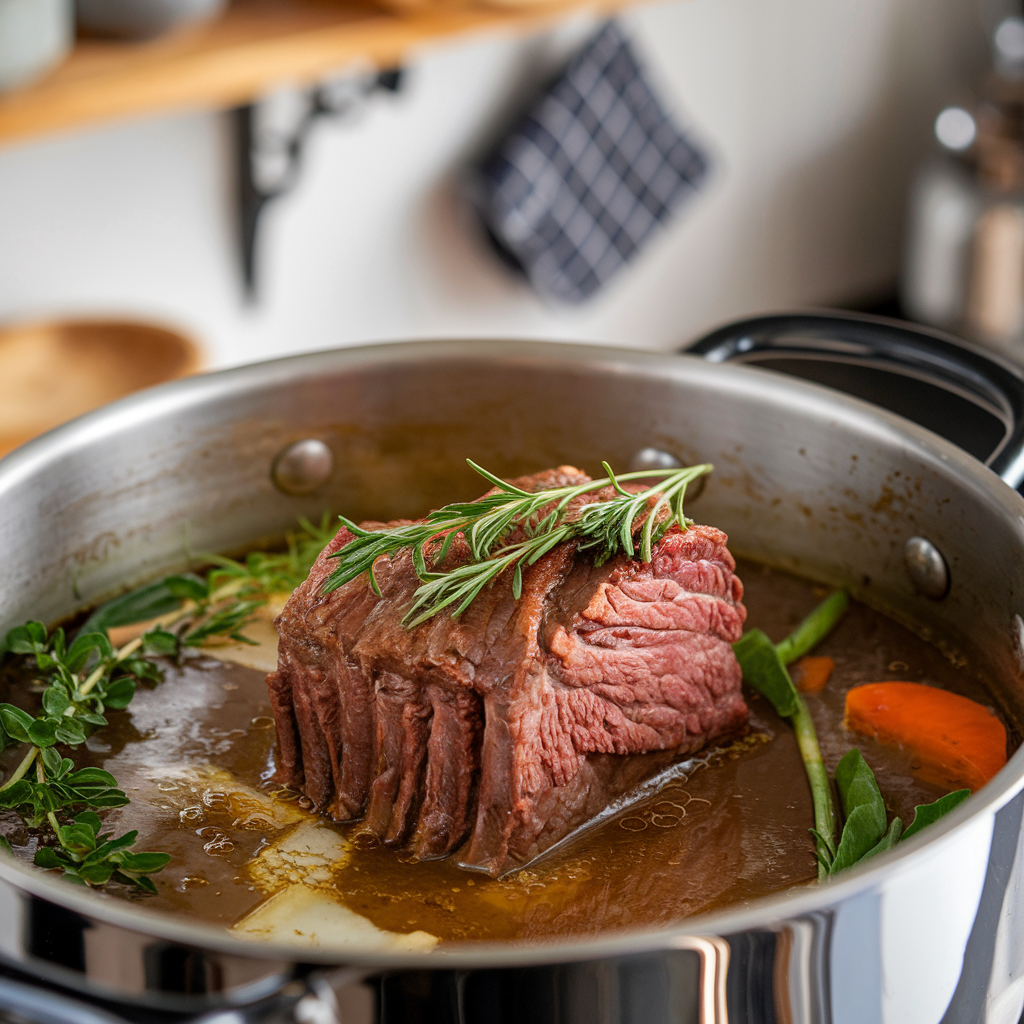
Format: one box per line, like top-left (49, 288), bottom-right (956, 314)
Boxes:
top-left (0, 559), bottom-right (1004, 943)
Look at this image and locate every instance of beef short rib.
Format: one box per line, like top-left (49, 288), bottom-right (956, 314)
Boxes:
top-left (267, 467), bottom-right (748, 876)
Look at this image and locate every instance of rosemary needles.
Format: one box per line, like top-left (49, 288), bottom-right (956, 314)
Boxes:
top-left (323, 460), bottom-right (713, 628)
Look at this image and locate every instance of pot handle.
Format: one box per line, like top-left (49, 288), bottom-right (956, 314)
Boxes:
top-left (685, 311), bottom-right (1024, 491)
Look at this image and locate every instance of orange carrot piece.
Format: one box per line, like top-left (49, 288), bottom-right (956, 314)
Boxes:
top-left (791, 656), bottom-right (835, 693)
top-left (844, 682), bottom-right (1007, 792)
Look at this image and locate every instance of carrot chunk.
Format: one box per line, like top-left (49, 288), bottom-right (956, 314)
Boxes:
top-left (791, 656), bottom-right (834, 693)
top-left (844, 682), bottom-right (1007, 792)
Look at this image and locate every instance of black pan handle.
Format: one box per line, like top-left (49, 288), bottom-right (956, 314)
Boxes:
top-left (685, 311), bottom-right (1024, 491)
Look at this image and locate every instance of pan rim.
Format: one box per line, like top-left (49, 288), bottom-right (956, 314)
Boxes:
top-left (0, 335), bottom-right (1021, 972)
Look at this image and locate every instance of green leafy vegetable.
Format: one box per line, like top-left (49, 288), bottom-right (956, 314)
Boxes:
top-left (736, 594), bottom-right (971, 880)
top-left (733, 629), bottom-right (799, 718)
top-left (79, 575), bottom-right (204, 636)
top-left (792, 698), bottom-right (837, 879)
top-left (902, 789), bottom-right (971, 842)
top-left (80, 516), bottom-right (334, 652)
top-left (820, 752), bottom-right (970, 875)
top-left (829, 750), bottom-right (888, 874)
top-left (860, 817), bottom-right (904, 863)
top-left (734, 625), bottom-right (836, 879)
top-left (325, 460), bottom-right (713, 627)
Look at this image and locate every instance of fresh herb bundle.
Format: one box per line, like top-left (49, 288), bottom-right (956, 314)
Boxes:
top-left (78, 514), bottom-right (336, 649)
top-left (324, 460), bottom-right (713, 627)
top-left (0, 517), bottom-right (333, 892)
top-left (0, 623), bottom-right (175, 892)
top-left (734, 594), bottom-right (970, 880)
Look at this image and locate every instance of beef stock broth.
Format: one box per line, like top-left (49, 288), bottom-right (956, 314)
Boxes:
top-left (0, 559), bottom-right (1003, 943)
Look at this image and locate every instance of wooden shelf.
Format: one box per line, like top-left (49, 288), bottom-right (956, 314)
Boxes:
top-left (0, 0), bottom-right (636, 149)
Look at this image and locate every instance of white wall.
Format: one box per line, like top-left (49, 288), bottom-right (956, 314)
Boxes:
top-left (0, 0), bottom-right (986, 369)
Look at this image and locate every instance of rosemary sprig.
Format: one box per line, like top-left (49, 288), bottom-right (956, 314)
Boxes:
top-left (323, 460), bottom-right (713, 627)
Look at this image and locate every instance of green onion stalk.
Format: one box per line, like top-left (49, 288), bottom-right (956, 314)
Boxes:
top-left (734, 592), bottom-right (848, 880)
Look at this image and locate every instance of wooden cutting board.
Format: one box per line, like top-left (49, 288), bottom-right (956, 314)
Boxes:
top-left (0, 318), bottom-right (201, 457)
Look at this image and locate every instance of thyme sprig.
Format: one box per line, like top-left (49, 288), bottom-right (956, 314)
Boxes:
top-left (0, 623), bottom-right (174, 891)
top-left (33, 811), bottom-right (171, 891)
top-left (323, 460), bottom-right (713, 627)
top-left (201, 513), bottom-right (336, 606)
top-left (0, 517), bottom-right (335, 893)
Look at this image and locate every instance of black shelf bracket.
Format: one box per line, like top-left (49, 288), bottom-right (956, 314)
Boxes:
top-left (233, 68), bottom-right (404, 302)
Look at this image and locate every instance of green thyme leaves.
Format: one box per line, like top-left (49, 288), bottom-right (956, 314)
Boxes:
top-left (0, 619), bottom-right (177, 891)
top-left (0, 517), bottom-right (334, 895)
top-left (324, 460), bottom-right (713, 627)
top-left (0, 622), bottom-right (170, 758)
top-left (33, 811), bottom-right (169, 892)
top-left (0, 763), bottom-right (128, 830)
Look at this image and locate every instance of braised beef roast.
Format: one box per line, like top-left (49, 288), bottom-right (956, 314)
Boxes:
top-left (267, 467), bottom-right (749, 875)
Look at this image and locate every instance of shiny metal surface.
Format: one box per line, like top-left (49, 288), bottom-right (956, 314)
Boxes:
top-left (628, 447), bottom-right (683, 472)
top-left (904, 536), bottom-right (951, 600)
top-left (686, 310), bottom-right (1024, 488)
top-left (270, 438), bottom-right (335, 495)
top-left (0, 339), bottom-right (1023, 1022)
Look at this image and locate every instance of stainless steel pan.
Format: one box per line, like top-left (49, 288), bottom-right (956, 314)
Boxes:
top-left (1, 313), bottom-right (1024, 1024)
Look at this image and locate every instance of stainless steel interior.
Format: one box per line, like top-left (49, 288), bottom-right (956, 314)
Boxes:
top-left (2, 338), bottom-right (1024, 1014)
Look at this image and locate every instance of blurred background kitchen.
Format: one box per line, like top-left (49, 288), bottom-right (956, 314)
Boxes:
top-left (0, 0), bottom-right (1013, 428)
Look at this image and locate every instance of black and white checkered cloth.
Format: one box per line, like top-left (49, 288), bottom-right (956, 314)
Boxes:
top-left (472, 21), bottom-right (709, 304)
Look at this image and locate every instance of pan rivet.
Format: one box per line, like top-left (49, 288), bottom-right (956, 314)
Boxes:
top-left (630, 448), bottom-right (681, 472)
top-left (905, 537), bottom-right (949, 600)
top-left (272, 439), bottom-right (333, 495)
top-left (629, 448), bottom-right (706, 501)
